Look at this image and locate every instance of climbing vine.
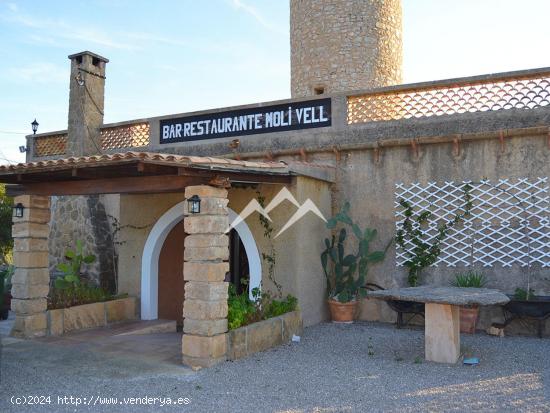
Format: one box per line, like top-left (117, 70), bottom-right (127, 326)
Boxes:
top-left (395, 183), bottom-right (473, 286)
top-left (256, 192), bottom-right (282, 297)
top-left (107, 215), bottom-right (154, 294)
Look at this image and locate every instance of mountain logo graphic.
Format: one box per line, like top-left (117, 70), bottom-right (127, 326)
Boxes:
top-left (226, 187), bottom-right (326, 237)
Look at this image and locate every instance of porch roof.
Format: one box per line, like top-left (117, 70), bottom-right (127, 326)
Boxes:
top-left (0, 152), bottom-right (333, 196)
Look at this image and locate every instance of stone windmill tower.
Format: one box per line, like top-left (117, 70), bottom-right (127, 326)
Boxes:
top-left (290, 0), bottom-right (403, 97)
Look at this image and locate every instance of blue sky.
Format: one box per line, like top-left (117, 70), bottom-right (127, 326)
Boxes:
top-left (1, 0), bottom-right (549, 164)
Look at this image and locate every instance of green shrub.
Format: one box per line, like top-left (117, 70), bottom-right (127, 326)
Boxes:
top-left (451, 271), bottom-right (486, 288)
top-left (227, 284), bottom-right (298, 330)
top-left (0, 184), bottom-right (13, 265)
top-left (514, 287), bottom-right (535, 301)
top-left (0, 265), bottom-right (14, 307)
top-left (227, 284), bottom-right (256, 329)
top-left (48, 241), bottom-right (116, 309)
top-left (48, 283), bottom-right (116, 310)
top-left (263, 294), bottom-right (298, 319)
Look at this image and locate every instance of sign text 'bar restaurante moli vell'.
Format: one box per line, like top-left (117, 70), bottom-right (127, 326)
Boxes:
top-left (160, 98), bottom-right (331, 143)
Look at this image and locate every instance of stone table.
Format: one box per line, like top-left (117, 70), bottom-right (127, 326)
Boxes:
top-left (368, 287), bottom-right (510, 363)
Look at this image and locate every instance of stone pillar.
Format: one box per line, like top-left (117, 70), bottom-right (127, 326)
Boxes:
top-left (425, 303), bottom-right (460, 364)
top-left (182, 185), bottom-right (229, 369)
top-left (10, 195), bottom-right (51, 338)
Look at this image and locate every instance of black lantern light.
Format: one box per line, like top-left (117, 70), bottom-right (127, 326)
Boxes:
top-left (13, 203), bottom-right (24, 218)
top-left (187, 195), bottom-right (201, 214)
top-left (31, 119), bottom-right (39, 135)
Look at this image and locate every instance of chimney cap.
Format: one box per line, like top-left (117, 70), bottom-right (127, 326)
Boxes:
top-left (68, 51), bottom-right (109, 63)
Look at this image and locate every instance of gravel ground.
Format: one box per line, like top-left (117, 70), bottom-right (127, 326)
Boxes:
top-left (1, 321), bottom-right (550, 413)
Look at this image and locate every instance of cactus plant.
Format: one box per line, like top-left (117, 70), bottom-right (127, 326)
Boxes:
top-left (55, 240), bottom-right (96, 290)
top-left (321, 202), bottom-right (386, 303)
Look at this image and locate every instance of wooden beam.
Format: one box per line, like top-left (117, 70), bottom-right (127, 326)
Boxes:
top-left (226, 172), bottom-right (291, 184)
top-left (6, 175), bottom-right (206, 196)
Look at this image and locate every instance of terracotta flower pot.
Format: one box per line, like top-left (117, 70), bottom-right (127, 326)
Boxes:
top-left (328, 299), bottom-right (357, 323)
top-left (460, 306), bottom-right (479, 334)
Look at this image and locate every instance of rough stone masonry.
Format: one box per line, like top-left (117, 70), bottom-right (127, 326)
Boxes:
top-left (182, 185), bottom-right (230, 369)
top-left (290, 0), bottom-right (402, 97)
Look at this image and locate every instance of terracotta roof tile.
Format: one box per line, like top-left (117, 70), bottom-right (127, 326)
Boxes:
top-left (0, 151), bottom-right (288, 174)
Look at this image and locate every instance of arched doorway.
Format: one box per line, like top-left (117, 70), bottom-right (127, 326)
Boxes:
top-left (141, 202), bottom-right (262, 320)
top-left (158, 220), bottom-right (186, 326)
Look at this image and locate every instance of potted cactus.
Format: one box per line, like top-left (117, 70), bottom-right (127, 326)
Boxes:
top-left (321, 202), bottom-right (386, 322)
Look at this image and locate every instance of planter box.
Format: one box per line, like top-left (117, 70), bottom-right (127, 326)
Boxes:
top-left (226, 311), bottom-right (302, 360)
top-left (46, 297), bottom-right (138, 336)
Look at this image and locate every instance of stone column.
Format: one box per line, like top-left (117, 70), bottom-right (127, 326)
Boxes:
top-left (10, 195), bottom-right (51, 338)
top-left (425, 303), bottom-right (460, 364)
top-left (182, 185), bottom-right (229, 369)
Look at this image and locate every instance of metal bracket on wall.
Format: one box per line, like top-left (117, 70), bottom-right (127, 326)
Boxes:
top-left (373, 143), bottom-right (381, 164)
top-left (332, 146), bottom-right (341, 162)
top-left (453, 135), bottom-right (461, 157)
top-left (410, 139), bottom-right (419, 158)
top-left (299, 148), bottom-right (308, 162)
top-left (499, 130), bottom-right (506, 154)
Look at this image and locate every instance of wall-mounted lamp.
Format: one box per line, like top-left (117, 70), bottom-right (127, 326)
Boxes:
top-left (187, 195), bottom-right (201, 214)
top-left (19, 146), bottom-right (28, 153)
top-left (13, 203), bottom-right (24, 218)
top-left (31, 119), bottom-right (39, 135)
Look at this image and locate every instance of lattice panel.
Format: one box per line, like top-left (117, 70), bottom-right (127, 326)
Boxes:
top-left (395, 178), bottom-right (549, 268)
top-left (33, 134), bottom-right (68, 156)
top-left (100, 123), bottom-right (150, 150)
top-left (348, 75), bottom-right (550, 123)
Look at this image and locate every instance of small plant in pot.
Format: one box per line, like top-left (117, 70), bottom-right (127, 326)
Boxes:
top-left (321, 202), bottom-right (386, 323)
top-left (451, 270), bottom-right (486, 334)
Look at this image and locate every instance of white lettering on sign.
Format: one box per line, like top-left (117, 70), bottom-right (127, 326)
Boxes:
top-left (160, 99), bottom-right (331, 143)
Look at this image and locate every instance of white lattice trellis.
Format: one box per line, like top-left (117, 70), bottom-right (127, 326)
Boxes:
top-left (395, 178), bottom-right (549, 268)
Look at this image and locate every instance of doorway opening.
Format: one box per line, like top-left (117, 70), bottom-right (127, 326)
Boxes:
top-left (158, 220), bottom-right (185, 329)
top-left (141, 203), bottom-right (262, 320)
top-left (228, 228), bottom-right (250, 294)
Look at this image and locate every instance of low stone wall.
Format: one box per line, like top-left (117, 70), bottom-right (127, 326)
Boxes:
top-left (226, 311), bottom-right (303, 360)
top-left (46, 297), bottom-right (137, 336)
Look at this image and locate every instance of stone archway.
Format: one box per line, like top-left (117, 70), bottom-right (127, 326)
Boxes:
top-left (140, 202), bottom-right (261, 320)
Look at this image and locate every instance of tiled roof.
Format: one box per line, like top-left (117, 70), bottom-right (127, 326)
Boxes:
top-left (0, 151), bottom-right (288, 174)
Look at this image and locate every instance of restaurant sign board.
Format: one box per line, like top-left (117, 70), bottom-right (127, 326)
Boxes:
top-left (160, 98), bottom-right (331, 144)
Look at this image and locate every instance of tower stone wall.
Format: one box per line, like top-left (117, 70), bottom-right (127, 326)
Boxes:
top-left (290, 0), bottom-right (403, 97)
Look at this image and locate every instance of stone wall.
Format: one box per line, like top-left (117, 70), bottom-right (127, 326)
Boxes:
top-left (49, 195), bottom-right (118, 292)
top-left (227, 178), bottom-right (332, 327)
top-left (290, 0), bottom-right (402, 97)
top-left (227, 311), bottom-right (303, 360)
top-left (47, 297), bottom-right (137, 336)
top-left (147, 106), bottom-right (550, 334)
top-left (117, 193), bottom-right (185, 297)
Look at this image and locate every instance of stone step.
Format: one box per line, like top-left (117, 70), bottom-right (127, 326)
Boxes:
top-left (115, 320), bottom-right (177, 336)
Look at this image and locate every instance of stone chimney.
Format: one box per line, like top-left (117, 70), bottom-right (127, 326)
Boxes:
top-left (67, 51), bottom-right (108, 156)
